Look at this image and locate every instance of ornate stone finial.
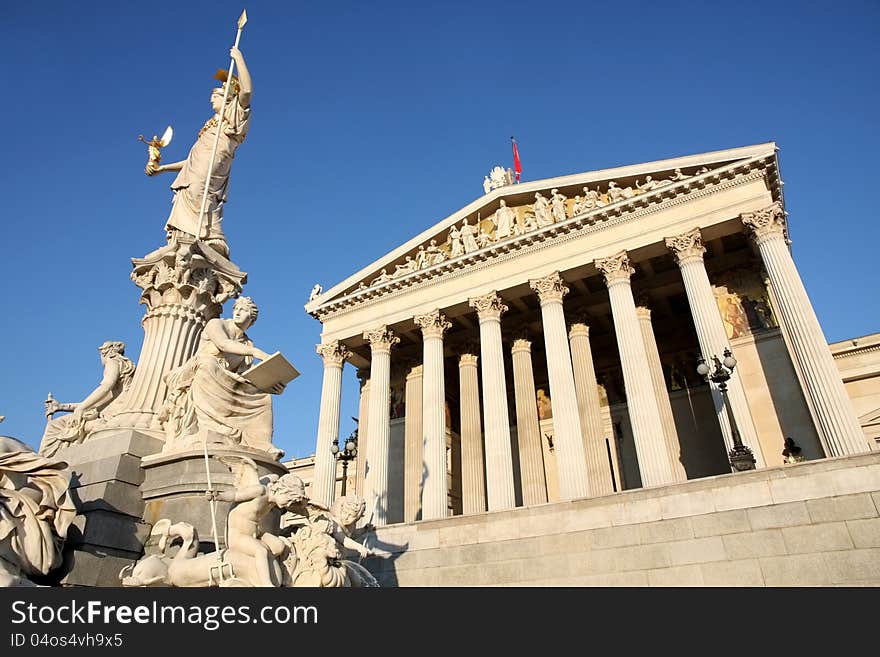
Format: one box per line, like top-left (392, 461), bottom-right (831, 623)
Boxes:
top-left (664, 228), bottom-right (706, 265)
top-left (414, 310), bottom-right (452, 339)
top-left (459, 352), bottom-right (479, 367)
top-left (595, 251), bottom-right (634, 286)
top-left (741, 201), bottom-right (787, 245)
top-left (316, 340), bottom-right (351, 367)
top-left (530, 272), bottom-right (569, 305)
top-left (363, 326), bottom-right (400, 353)
top-left (468, 291), bottom-right (508, 321)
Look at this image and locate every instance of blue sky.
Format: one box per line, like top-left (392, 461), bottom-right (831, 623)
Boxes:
top-left (3, 1), bottom-right (879, 458)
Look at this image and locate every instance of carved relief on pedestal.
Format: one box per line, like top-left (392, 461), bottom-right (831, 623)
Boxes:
top-left (468, 291), bottom-right (508, 321)
top-left (530, 271), bottom-right (569, 305)
top-left (131, 238), bottom-right (247, 318)
top-left (741, 201), bottom-right (786, 244)
top-left (595, 251), bottom-right (634, 286)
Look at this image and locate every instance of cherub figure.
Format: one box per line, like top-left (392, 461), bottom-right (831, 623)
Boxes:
top-left (206, 457), bottom-right (321, 587)
top-left (311, 496), bottom-right (375, 560)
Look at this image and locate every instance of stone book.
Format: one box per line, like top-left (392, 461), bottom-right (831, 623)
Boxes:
top-left (242, 352), bottom-right (300, 392)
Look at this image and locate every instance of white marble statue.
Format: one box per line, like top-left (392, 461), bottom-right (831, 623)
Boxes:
top-left (668, 168), bottom-right (689, 182)
top-left (550, 189), bottom-right (567, 223)
top-left (636, 175), bottom-right (663, 192)
top-left (415, 245), bottom-right (427, 269)
top-left (40, 342), bottom-right (136, 457)
top-left (159, 297), bottom-right (284, 458)
top-left (448, 224), bottom-right (464, 258)
top-left (308, 284), bottom-right (322, 302)
top-left (607, 181), bottom-right (627, 203)
top-left (0, 427), bottom-right (76, 587)
top-left (122, 460), bottom-right (312, 587)
top-left (460, 218), bottom-right (479, 253)
top-left (394, 256), bottom-right (418, 277)
top-left (425, 239), bottom-right (446, 265)
top-left (483, 176), bottom-right (492, 194)
top-left (477, 228), bottom-right (493, 249)
top-left (371, 269), bottom-right (392, 286)
top-left (493, 199), bottom-right (516, 240)
top-left (146, 47), bottom-right (253, 257)
top-left (533, 192), bottom-right (553, 227)
top-left (285, 495), bottom-right (378, 587)
top-left (487, 165), bottom-right (514, 191)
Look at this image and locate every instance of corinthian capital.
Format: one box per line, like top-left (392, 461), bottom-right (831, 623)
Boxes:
top-left (468, 291), bottom-right (508, 321)
top-left (741, 201), bottom-right (787, 244)
top-left (665, 228), bottom-right (706, 266)
top-left (414, 309), bottom-right (452, 339)
top-left (529, 272), bottom-right (569, 305)
top-left (316, 340), bottom-right (351, 367)
top-left (595, 251), bottom-right (634, 287)
top-left (363, 325), bottom-right (400, 353)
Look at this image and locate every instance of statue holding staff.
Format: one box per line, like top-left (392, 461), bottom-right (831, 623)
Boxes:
top-left (147, 44), bottom-right (252, 258)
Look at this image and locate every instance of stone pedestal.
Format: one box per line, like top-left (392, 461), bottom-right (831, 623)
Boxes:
top-left (58, 429), bottom-right (162, 587)
top-left (140, 446), bottom-right (287, 551)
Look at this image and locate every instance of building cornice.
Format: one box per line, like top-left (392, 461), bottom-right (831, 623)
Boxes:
top-left (309, 152), bottom-right (780, 323)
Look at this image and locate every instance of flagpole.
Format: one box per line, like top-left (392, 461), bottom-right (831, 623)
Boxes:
top-left (195, 10), bottom-right (248, 242)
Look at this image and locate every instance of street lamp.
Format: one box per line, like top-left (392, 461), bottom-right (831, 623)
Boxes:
top-left (696, 348), bottom-right (756, 472)
top-left (330, 428), bottom-right (358, 496)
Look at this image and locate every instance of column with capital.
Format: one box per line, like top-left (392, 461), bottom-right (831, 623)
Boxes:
top-left (529, 273), bottom-right (590, 500)
top-left (362, 326), bottom-right (400, 526)
top-left (311, 340), bottom-right (351, 507)
top-left (415, 310), bottom-right (452, 520)
top-left (568, 320), bottom-right (615, 496)
top-left (458, 349), bottom-right (486, 514)
top-left (595, 252), bottom-right (676, 487)
top-left (664, 228), bottom-right (765, 467)
top-left (510, 333), bottom-right (547, 505)
top-left (742, 203), bottom-right (867, 456)
top-left (635, 306), bottom-right (687, 482)
top-left (403, 364), bottom-right (423, 522)
top-left (355, 368), bottom-right (370, 497)
top-left (468, 292), bottom-right (516, 511)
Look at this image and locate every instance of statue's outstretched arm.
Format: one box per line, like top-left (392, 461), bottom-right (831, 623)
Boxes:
top-left (156, 160), bottom-right (186, 174)
top-left (72, 359), bottom-right (122, 417)
top-left (230, 47), bottom-right (252, 108)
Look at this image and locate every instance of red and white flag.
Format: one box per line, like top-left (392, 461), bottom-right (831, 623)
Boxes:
top-left (511, 136), bottom-right (522, 182)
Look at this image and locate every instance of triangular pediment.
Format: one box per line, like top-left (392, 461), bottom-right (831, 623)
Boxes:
top-left (307, 142), bottom-right (778, 318)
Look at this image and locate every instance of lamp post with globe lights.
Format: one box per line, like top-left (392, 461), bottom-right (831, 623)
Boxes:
top-left (330, 428), bottom-right (358, 497)
top-left (696, 348), bottom-right (756, 472)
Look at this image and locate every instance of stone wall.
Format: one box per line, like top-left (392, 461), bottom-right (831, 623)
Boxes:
top-left (365, 452), bottom-right (880, 586)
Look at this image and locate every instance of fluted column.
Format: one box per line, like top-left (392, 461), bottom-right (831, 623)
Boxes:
top-left (510, 334), bottom-right (547, 505)
top-left (665, 229), bottom-right (765, 467)
top-left (530, 273), bottom-right (589, 500)
top-left (415, 310), bottom-right (452, 520)
top-left (458, 350), bottom-right (486, 514)
top-left (468, 292), bottom-right (515, 511)
top-left (743, 203), bottom-right (868, 456)
top-left (568, 321), bottom-right (615, 496)
top-left (312, 340), bottom-right (351, 507)
top-left (104, 238), bottom-right (246, 436)
top-left (355, 369), bottom-right (370, 497)
top-left (635, 306), bottom-right (687, 482)
top-left (363, 326), bottom-right (399, 526)
top-left (595, 252), bottom-right (675, 487)
top-left (403, 364), bottom-right (423, 522)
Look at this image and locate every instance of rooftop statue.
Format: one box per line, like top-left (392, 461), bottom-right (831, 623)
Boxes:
top-left (146, 45), bottom-right (253, 258)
